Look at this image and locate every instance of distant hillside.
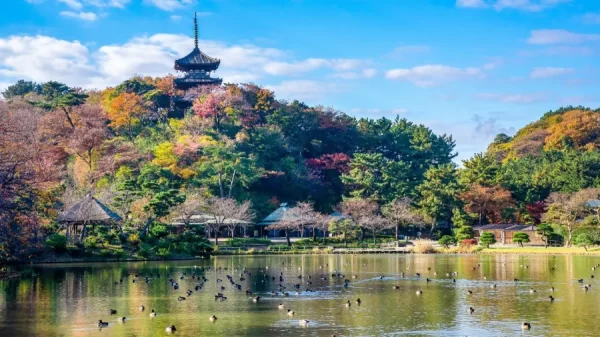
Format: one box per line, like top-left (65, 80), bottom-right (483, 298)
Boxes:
top-left (487, 106), bottom-right (600, 161)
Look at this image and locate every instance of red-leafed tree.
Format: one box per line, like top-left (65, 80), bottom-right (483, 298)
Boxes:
top-left (192, 87), bottom-right (244, 132)
top-left (306, 153), bottom-right (351, 173)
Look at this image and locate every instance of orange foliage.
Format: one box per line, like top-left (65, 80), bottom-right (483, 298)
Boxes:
top-left (105, 92), bottom-right (147, 136)
top-left (460, 184), bottom-right (514, 225)
top-left (544, 110), bottom-right (600, 150)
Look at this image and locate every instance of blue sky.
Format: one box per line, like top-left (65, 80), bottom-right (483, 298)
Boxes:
top-left (1, 0), bottom-right (600, 160)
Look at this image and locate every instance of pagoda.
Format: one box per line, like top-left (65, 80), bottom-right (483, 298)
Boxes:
top-left (174, 12), bottom-right (222, 90)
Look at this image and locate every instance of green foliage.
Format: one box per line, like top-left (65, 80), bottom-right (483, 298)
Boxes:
top-left (156, 247), bottom-right (171, 258)
top-left (2, 80), bottom-right (41, 99)
top-left (512, 232), bottom-right (530, 247)
top-left (83, 236), bottom-right (98, 249)
top-left (128, 233), bottom-right (141, 246)
top-left (45, 234), bottom-right (67, 252)
top-left (574, 233), bottom-right (594, 250)
top-left (479, 232), bottom-right (496, 248)
top-left (150, 224), bottom-right (170, 238)
top-left (460, 153), bottom-right (499, 186)
top-left (225, 238), bottom-right (272, 247)
top-left (455, 226), bottom-right (475, 241)
top-left (438, 235), bottom-right (456, 248)
top-left (329, 219), bottom-right (358, 246)
top-left (417, 164), bottom-right (462, 229)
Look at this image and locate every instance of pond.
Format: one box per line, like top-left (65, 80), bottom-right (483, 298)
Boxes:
top-left (0, 254), bottom-right (599, 336)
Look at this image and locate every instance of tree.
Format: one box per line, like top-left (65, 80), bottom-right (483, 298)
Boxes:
top-left (361, 215), bottom-right (388, 243)
top-left (341, 153), bottom-right (412, 204)
top-left (479, 232), bottom-right (496, 248)
top-left (382, 197), bottom-right (422, 246)
top-left (35, 81), bottom-right (87, 129)
top-left (460, 153), bottom-right (499, 186)
top-left (169, 190), bottom-right (207, 226)
top-left (574, 233), bottom-right (594, 251)
top-left (266, 202), bottom-right (316, 246)
top-left (542, 189), bottom-right (598, 247)
top-left (313, 213), bottom-right (333, 242)
top-left (105, 92), bottom-right (147, 140)
top-left (536, 224), bottom-right (554, 248)
top-left (455, 226), bottom-right (475, 241)
top-left (512, 232), bottom-right (530, 247)
top-left (438, 235), bottom-right (456, 248)
top-left (339, 198), bottom-right (379, 241)
top-left (203, 197), bottom-right (254, 244)
top-left (328, 219), bottom-right (357, 247)
top-left (2, 80), bottom-right (40, 99)
top-left (192, 86), bottom-right (244, 132)
top-left (460, 184), bottom-right (514, 226)
top-left (416, 164), bottom-right (462, 235)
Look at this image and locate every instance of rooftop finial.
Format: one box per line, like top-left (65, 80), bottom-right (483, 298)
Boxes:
top-left (194, 12), bottom-right (198, 49)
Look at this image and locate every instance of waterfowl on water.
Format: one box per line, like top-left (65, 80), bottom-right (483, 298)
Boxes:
top-left (287, 309), bottom-right (296, 316)
top-left (209, 315), bottom-right (218, 322)
top-left (550, 287), bottom-right (555, 292)
top-left (299, 319), bottom-right (309, 327)
top-left (529, 288), bottom-right (536, 293)
top-left (278, 303), bottom-right (285, 309)
top-left (356, 298), bottom-right (361, 304)
top-left (345, 301), bottom-right (351, 307)
top-left (178, 296), bottom-right (186, 301)
top-left (97, 320), bottom-right (109, 328)
top-left (166, 325), bottom-right (176, 333)
top-left (522, 322), bottom-right (531, 330)
top-left (109, 309), bottom-right (117, 315)
top-left (416, 290), bottom-right (423, 295)
top-left (549, 295), bottom-right (555, 302)
top-left (468, 307), bottom-right (474, 314)
top-left (491, 284), bottom-right (497, 289)
top-left (253, 296), bottom-right (260, 302)
top-left (139, 305), bottom-right (145, 312)
top-left (149, 309), bottom-right (157, 318)
top-left (467, 290), bottom-right (473, 295)
top-left (393, 285), bottom-right (400, 290)
top-left (117, 317), bottom-right (126, 323)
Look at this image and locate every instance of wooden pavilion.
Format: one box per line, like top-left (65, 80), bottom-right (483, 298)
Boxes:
top-left (56, 195), bottom-right (122, 240)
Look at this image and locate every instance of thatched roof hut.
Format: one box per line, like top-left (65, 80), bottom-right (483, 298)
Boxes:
top-left (57, 195), bottom-right (122, 223)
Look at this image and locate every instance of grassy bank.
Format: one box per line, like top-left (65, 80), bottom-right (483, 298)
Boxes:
top-left (481, 246), bottom-right (600, 255)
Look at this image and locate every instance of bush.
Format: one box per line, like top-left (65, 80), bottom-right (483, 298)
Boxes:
top-left (45, 234), bottom-right (67, 252)
top-left (461, 239), bottom-right (477, 246)
top-left (150, 224), bottom-right (170, 238)
top-left (575, 233), bottom-right (594, 251)
top-left (137, 244), bottom-right (152, 258)
top-left (411, 240), bottom-right (436, 253)
top-left (455, 226), bottom-right (474, 241)
top-left (438, 235), bottom-right (456, 248)
top-left (100, 249), bottom-right (112, 257)
top-left (479, 232), bottom-right (496, 248)
top-left (83, 236), bottom-right (98, 249)
top-left (512, 232), bottom-right (530, 247)
top-left (226, 238), bottom-right (272, 247)
top-left (157, 248), bottom-right (171, 258)
top-left (128, 233), bottom-right (140, 246)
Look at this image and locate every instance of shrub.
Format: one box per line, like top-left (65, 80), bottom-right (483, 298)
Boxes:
top-left (128, 233), bottom-right (141, 246)
top-left (575, 233), bottom-right (594, 251)
top-left (157, 248), bottom-right (171, 258)
top-left (83, 236), bottom-right (98, 249)
top-left (438, 235), bottom-right (456, 248)
top-left (150, 224), bottom-right (170, 238)
top-left (226, 238), bottom-right (272, 247)
top-left (479, 232), bottom-right (496, 248)
top-left (45, 234), bottom-right (67, 252)
top-left (512, 232), bottom-right (530, 247)
top-left (411, 240), bottom-right (436, 253)
top-left (137, 244), bottom-right (152, 258)
top-left (455, 226), bottom-right (474, 241)
top-left (100, 249), bottom-right (112, 257)
top-left (461, 239), bottom-right (477, 246)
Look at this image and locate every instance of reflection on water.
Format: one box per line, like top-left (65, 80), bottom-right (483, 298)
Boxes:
top-left (1, 254), bottom-right (599, 336)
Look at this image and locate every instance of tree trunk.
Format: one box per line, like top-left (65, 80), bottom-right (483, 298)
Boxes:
top-left (228, 170), bottom-right (236, 198)
top-left (344, 231), bottom-right (347, 247)
top-left (214, 230), bottom-right (219, 245)
top-left (373, 230), bottom-right (376, 244)
top-left (285, 230), bottom-right (291, 247)
top-left (62, 107), bottom-right (75, 129)
top-left (217, 172), bottom-right (224, 198)
top-left (359, 227), bottom-right (365, 242)
top-left (395, 224), bottom-right (400, 247)
top-left (429, 219), bottom-right (436, 237)
top-left (312, 227), bottom-right (317, 241)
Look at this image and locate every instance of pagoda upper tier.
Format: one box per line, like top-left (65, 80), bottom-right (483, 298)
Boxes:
top-left (174, 12), bottom-right (222, 90)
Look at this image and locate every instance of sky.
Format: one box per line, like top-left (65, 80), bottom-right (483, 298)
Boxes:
top-left (1, 0), bottom-right (599, 161)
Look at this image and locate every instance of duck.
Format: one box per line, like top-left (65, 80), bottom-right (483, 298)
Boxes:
top-left (529, 288), bottom-right (536, 293)
top-left (287, 309), bottom-right (296, 316)
top-left (209, 315), bottom-right (218, 322)
top-left (550, 286), bottom-right (555, 292)
top-left (491, 284), bottom-right (497, 289)
top-left (149, 309), bottom-right (157, 318)
top-left (468, 307), bottom-right (475, 314)
top-left (178, 296), bottom-right (186, 301)
top-left (139, 305), bottom-right (145, 312)
top-left (345, 300), bottom-right (351, 307)
top-left (416, 290), bottom-right (423, 295)
top-left (299, 319), bottom-right (309, 327)
top-left (549, 295), bottom-right (555, 302)
top-left (356, 298), bottom-right (361, 305)
top-left (109, 309), bottom-right (117, 315)
top-left (97, 320), bottom-right (109, 328)
top-left (117, 317), bottom-right (126, 323)
top-left (278, 303), bottom-right (285, 309)
top-left (393, 285), bottom-right (400, 290)
top-left (166, 325), bottom-right (176, 333)
top-left (522, 322), bottom-right (531, 330)
top-left (253, 296), bottom-right (261, 302)
top-left (467, 290), bottom-right (473, 295)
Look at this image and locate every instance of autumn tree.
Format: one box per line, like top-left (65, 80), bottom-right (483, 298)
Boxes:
top-left (543, 189), bottom-right (600, 246)
top-left (382, 197), bottom-right (422, 246)
top-left (460, 184), bottom-right (514, 226)
top-left (105, 92), bottom-right (147, 140)
top-left (169, 190), bottom-right (207, 225)
top-left (339, 198), bottom-right (379, 241)
top-left (266, 202), bottom-right (317, 246)
top-left (192, 86), bottom-right (244, 132)
top-left (203, 197), bottom-right (254, 244)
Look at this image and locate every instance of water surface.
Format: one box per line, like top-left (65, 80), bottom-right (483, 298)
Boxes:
top-left (1, 254), bottom-right (598, 336)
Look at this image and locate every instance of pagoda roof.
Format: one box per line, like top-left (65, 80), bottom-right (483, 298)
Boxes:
top-left (175, 47), bottom-right (220, 72)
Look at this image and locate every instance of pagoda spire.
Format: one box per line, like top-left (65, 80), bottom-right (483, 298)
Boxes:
top-left (194, 12), bottom-right (198, 49)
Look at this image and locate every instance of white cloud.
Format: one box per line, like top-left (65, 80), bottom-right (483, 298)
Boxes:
top-left (60, 11), bottom-right (98, 21)
top-left (457, 0), bottom-right (571, 11)
top-left (331, 68), bottom-right (377, 80)
top-left (84, 0), bottom-right (130, 7)
top-left (266, 80), bottom-right (343, 100)
top-left (527, 29), bottom-right (600, 45)
top-left (263, 58), bottom-right (369, 76)
top-left (385, 64), bottom-right (485, 87)
top-left (145, 0), bottom-right (193, 11)
top-left (475, 92), bottom-right (546, 103)
top-left (170, 15), bottom-right (182, 21)
top-left (529, 67), bottom-right (574, 79)
top-left (58, 0), bottom-right (83, 10)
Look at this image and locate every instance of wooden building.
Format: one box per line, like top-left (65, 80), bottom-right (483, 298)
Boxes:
top-left (56, 195), bottom-right (122, 240)
top-left (473, 224), bottom-right (545, 245)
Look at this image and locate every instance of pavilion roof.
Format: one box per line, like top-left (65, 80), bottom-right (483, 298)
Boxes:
top-left (473, 224), bottom-right (536, 231)
top-left (57, 195), bottom-right (122, 223)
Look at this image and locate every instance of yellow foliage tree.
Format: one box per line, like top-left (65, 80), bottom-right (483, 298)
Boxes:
top-left (545, 110), bottom-right (600, 150)
top-left (104, 92), bottom-right (147, 139)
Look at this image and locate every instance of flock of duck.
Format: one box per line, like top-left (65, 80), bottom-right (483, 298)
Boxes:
top-left (91, 258), bottom-right (600, 335)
